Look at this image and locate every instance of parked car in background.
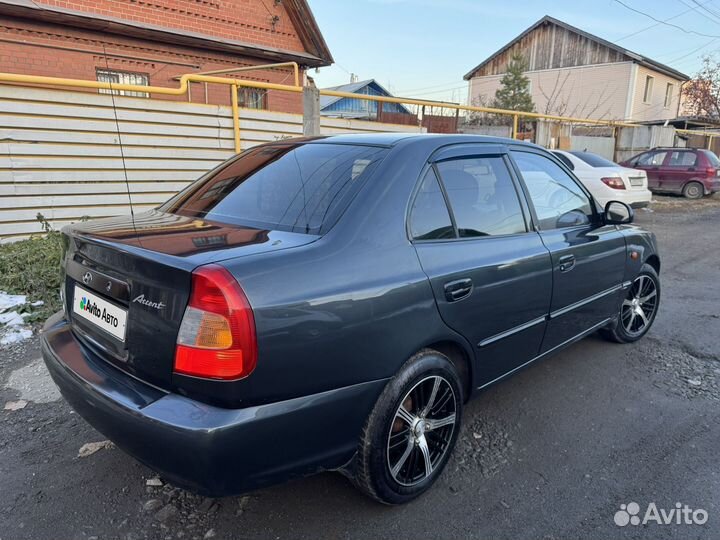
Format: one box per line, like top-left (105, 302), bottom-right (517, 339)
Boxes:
top-left (552, 150), bottom-right (652, 209)
top-left (620, 147), bottom-right (720, 199)
top-left (41, 134), bottom-right (661, 505)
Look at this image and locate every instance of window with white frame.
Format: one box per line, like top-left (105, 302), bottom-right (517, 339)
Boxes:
top-left (643, 75), bottom-right (654, 104)
top-left (96, 69), bottom-right (149, 98)
top-left (664, 83), bottom-right (674, 108)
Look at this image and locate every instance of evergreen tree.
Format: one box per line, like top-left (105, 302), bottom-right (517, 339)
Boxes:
top-left (493, 53), bottom-right (535, 112)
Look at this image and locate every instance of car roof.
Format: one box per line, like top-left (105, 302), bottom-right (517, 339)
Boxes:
top-left (302, 133), bottom-right (542, 149)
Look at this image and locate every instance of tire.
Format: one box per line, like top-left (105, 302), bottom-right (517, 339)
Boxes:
top-left (353, 349), bottom-right (463, 505)
top-left (682, 181), bottom-right (704, 199)
top-left (601, 263), bottom-right (660, 343)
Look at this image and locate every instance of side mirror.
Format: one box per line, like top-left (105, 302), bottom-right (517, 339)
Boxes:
top-left (604, 201), bottom-right (634, 225)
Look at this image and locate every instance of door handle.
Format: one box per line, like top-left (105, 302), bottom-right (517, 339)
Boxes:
top-left (444, 278), bottom-right (473, 302)
top-left (558, 254), bottom-right (576, 273)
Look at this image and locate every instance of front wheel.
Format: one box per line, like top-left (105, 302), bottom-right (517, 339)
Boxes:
top-left (601, 263), bottom-right (660, 343)
top-left (353, 350), bottom-right (462, 504)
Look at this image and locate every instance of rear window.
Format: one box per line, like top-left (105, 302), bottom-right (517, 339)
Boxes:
top-left (569, 151), bottom-right (617, 168)
top-left (161, 143), bottom-right (387, 234)
top-left (552, 152), bottom-right (575, 170)
top-left (701, 150), bottom-right (720, 167)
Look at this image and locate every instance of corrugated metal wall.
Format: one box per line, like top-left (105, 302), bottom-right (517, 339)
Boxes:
top-left (0, 85), bottom-right (423, 241)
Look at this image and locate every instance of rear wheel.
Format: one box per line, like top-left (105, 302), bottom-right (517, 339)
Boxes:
top-left (601, 263), bottom-right (660, 343)
top-left (353, 349), bottom-right (462, 504)
top-left (682, 181), bottom-right (704, 199)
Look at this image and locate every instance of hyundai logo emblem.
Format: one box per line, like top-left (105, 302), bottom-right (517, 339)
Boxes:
top-left (82, 271), bottom-right (93, 285)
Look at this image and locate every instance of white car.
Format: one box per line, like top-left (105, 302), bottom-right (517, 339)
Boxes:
top-left (551, 150), bottom-right (652, 209)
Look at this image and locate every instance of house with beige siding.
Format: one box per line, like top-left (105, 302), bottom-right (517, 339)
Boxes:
top-left (464, 16), bottom-right (689, 122)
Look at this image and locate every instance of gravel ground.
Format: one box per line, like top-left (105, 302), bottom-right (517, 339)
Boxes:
top-left (1, 194), bottom-right (719, 540)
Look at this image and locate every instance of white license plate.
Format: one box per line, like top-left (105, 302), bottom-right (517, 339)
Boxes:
top-left (629, 177), bottom-right (644, 187)
top-left (72, 285), bottom-right (127, 342)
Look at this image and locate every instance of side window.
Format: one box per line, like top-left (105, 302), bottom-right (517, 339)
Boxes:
top-left (512, 151), bottom-right (593, 230)
top-left (409, 168), bottom-right (454, 240)
top-left (436, 156), bottom-right (526, 237)
top-left (668, 151), bottom-right (697, 168)
top-left (637, 151), bottom-right (667, 167)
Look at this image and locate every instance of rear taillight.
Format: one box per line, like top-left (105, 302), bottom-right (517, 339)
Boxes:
top-left (601, 177), bottom-right (626, 190)
top-left (174, 264), bottom-right (257, 380)
top-left (705, 167), bottom-right (716, 177)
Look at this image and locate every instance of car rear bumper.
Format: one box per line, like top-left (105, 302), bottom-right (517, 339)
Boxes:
top-left (595, 188), bottom-right (652, 209)
top-left (41, 312), bottom-right (387, 496)
top-left (706, 179), bottom-right (720, 193)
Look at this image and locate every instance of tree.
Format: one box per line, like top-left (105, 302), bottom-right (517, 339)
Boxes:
top-left (682, 54), bottom-right (720, 118)
top-left (493, 53), bottom-right (535, 112)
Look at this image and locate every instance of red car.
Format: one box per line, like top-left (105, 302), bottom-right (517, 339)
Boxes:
top-left (621, 148), bottom-right (720, 199)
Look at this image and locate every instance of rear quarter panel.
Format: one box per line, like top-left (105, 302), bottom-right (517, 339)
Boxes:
top-left (178, 140), bottom-right (474, 408)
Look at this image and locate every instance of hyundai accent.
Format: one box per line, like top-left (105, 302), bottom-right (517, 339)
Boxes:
top-left (42, 134), bottom-right (661, 504)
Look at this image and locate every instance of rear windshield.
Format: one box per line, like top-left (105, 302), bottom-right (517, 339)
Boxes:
top-left (570, 151), bottom-right (618, 168)
top-left (161, 143), bottom-right (387, 234)
top-left (702, 150), bottom-right (720, 167)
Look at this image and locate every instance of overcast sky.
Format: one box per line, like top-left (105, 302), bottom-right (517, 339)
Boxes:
top-left (308, 0), bottom-right (720, 102)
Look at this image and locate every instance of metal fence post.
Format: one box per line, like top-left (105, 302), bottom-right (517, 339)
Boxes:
top-left (230, 84), bottom-right (241, 154)
top-left (512, 114), bottom-right (519, 139)
top-left (303, 85), bottom-right (321, 137)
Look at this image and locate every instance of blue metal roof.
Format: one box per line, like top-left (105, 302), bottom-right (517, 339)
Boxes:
top-left (320, 79), bottom-right (412, 116)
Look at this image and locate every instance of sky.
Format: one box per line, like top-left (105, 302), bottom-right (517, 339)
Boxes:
top-left (307, 0), bottom-right (720, 103)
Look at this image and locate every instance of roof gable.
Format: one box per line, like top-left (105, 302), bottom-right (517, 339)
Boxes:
top-left (464, 15), bottom-right (688, 81)
top-left (320, 79), bottom-right (411, 114)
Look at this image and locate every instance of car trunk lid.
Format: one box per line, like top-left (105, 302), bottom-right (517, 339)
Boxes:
top-left (62, 210), bottom-right (318, 390)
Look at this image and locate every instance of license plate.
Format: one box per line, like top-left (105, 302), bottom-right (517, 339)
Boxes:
top-left (629, 177), bottom-right (644, 187)
top-left (72, 285), bottom-right (127, 342)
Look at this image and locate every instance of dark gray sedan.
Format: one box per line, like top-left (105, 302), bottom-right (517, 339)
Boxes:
top-left (41, 134), bottom-right (660, 504)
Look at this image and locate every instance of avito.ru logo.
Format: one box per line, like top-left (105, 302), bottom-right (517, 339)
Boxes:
top-left (614, 502), bottom-right (708, 527)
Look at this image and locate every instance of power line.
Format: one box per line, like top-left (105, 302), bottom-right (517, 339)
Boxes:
top-left (689, 0), bottom-right (720, 23)
top-left (615, 0), bottom-right (714, 41)
top-left (613, 0), bottom-right (720, 38)
top-left (399, 1), bottom-right (716, 97)
top-left (665, 39), bottom-right (719, 63)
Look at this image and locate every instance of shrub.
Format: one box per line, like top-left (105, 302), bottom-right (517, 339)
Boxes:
top-left (0, 215), bottom-right (64, 323)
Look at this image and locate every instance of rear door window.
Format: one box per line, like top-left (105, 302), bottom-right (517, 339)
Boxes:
top-left (409, 169), bottom-right (454, 240)
top-left (667, 151), bottom-right (697, 168)
top-left (436, 156), bottom-right (527, 237)
top-left (162, 143), bottom-right (388, 234)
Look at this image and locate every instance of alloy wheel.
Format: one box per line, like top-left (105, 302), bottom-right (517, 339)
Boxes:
top-left (621, 274), bottom-right (658, 336)
top-left (387, 375), bottom-right (457, 487)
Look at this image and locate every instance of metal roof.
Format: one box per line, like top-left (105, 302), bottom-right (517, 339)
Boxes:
top-left (320, 79), bottom-right (412, 114)
top-left (464, 15), bottom-right (689, 81)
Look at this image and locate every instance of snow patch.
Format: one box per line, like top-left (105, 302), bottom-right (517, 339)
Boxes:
top-left (0, 290), bottom-right (34, 346)
top-left (0, 292), bottom-right (27, 310)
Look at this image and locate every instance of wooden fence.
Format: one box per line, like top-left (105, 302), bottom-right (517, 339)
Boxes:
top-left (0, 85), bottom-right (423, 241)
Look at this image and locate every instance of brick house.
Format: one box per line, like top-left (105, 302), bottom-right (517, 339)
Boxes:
top-left (465, 16), bottom-right (688, 123)
top-left (0, 0), bottom-right (333, 112)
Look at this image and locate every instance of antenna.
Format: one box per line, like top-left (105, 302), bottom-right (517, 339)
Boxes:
top-left (102, 44), bottom-right (139, 241)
